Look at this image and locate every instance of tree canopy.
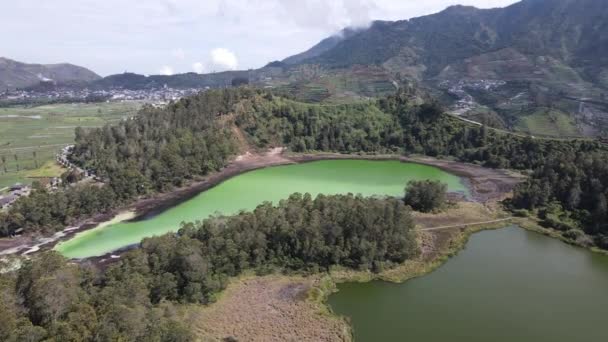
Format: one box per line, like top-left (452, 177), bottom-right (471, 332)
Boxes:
top-left (0, 194), bottom-right (418, 341)
top-left (404, 180), bottom-right (448, 213)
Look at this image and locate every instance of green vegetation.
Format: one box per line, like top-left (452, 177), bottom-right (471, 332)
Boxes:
top-left (0, 193), bottom-right (417, 341)
top-left (0, 253), bottom-right (192, 342)
top-left (0, 102), bottom-right (141, 187)
top-left (1, 85), bottom-right (608, 341)
top-left (55, 160), bottom-right (464, 259)
top-left (0, 57), bottom-right (100, 90)
top-left (70, 92), bottom-right (238, 192)
top-left (0, 91), bottom-right (236, 237)
top-left (515, 108), bottom-right (581, 137)
top-left (403, 180), bottom-right (448, 213)
top-left (3, 87), bottom-right (608, 249)
top-left (236, 89), bottom-right (608, 247)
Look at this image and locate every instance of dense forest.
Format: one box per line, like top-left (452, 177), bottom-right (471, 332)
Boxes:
top-left (1, 87), bottom-right (607, 248)
top-left (0, 194), bottom-right (417, 341)
top-left (237, 90), bottom-right (608, 247)
top-left (0, 89), bottom-right (250, 237)
top-left (70, 89), bottom-right (243, 191)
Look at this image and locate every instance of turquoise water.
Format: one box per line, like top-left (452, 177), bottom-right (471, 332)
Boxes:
top-left (55, 160), bottom-right (468, 259)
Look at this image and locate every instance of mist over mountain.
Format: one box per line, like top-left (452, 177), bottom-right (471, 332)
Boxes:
top-left (298, 0), bottom-right (608, 82)
top-left (281, 0), bottom-right (608, 135)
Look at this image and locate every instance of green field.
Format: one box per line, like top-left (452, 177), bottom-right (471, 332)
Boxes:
top-left (515, 108), bottom-right (581, 137)
top-left (0, 102), bottom-right (142, 187)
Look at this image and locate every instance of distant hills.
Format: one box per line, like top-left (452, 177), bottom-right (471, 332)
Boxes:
top-left (299, 0), bottom-right (608, 81)
top-left (0, 57), bottom-right (100, 90)
top-left (5, 0), bottom-right (608, 136)
top-left (279, 0), bottom-right (608, 136)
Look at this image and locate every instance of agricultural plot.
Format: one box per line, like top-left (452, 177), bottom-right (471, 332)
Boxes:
top-left (0, 102), bottom-right (142, 187)
top-left (515, 108), bottom-right (582, 138)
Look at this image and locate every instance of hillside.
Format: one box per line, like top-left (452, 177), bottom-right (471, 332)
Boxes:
top-left (8, 0), bottom-right (607, 136)
top-left (282, 28), bottom-right (362, 65)
top-left (0, 57), bottom-right (101, 90)
top-left (304, 0), bottom-right (608, 80)
top-left (284, 0), bottom-right (608, 136)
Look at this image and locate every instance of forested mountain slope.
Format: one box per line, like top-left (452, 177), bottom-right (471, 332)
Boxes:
top-left (285, 0), bottom-right (608, 135)
top-left (0, 57), bottom-right (100, 90)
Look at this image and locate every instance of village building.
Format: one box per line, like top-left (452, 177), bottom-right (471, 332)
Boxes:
top-left (0, 194), bottom-right (17, 210)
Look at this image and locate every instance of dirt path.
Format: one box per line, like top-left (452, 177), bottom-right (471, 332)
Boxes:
top-left (0, 143), bottom-right (70, 152)
top-left (420, 217), bottom-right (513, 231)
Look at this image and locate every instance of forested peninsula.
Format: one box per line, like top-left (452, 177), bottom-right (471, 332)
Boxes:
top-left (1, 194), bottom-right (417, 341)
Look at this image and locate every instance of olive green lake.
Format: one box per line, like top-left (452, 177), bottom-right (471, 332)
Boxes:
top-left (328, 226), bottom-right (608, 342)
top-left (55, 160), bottom-right (468, 259)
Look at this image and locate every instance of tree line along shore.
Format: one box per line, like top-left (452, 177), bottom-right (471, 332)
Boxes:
top-left (1, 87), bottom-right (608, 341)
top-left (2, 88), bottom-right (606, 248)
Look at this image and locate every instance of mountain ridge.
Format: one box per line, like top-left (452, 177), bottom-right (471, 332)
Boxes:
top-left (0, 57), bottom-right (101, 90)
top-left (280, 0), bottom-right (608, 135)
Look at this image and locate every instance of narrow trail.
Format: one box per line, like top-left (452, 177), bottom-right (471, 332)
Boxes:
top-left (0, 143), bottom-right (70, 152)
top-left (447, 113), bottom-right (593, 142)
top-left (420, 217), bottom-right (514, 231)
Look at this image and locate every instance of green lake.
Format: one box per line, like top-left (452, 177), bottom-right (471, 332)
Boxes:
top-left (328, 226), bottom-right (608, 342)
top-left (55, 160), bottom-right (468, 259)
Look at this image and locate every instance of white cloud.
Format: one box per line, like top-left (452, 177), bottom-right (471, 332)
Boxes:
top-left (159, 65), bottom-right (174, 75)
top-left (276, 0), bottom-right (377, 31)
top-left (192, 62), bottom-right (205, 73)
top-left (0, 0), bottom-right (519, 75)
top-left (210, 48), bottom-right (239, 71)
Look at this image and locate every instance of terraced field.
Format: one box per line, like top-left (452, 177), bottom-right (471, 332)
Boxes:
top-left (515, 108), bottom-right (582, 137)
top-left (0, 102), bottom-right (142, 187)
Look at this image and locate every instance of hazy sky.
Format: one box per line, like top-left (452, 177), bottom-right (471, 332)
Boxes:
top-left (1, 0), bottom-right (518, 76)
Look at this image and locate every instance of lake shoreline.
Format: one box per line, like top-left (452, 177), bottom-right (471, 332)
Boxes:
top-left (190, 203), bottom-right (514, 341)
top-left (0, 149), bottom-right (522, 260)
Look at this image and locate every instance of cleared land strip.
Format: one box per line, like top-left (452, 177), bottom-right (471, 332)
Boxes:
top-left (447, 113), bottom-right (594, 141)
top-left (0, 143), bottom-right (71, 152)
top-left (420, 217), bottom-right (514, 231)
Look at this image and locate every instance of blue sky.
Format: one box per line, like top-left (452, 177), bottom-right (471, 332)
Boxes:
top-left (1, 0), bottom-right (518, 76)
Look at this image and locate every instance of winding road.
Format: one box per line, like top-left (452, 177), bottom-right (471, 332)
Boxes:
top-left (420, 217), bottom-right (514, 231)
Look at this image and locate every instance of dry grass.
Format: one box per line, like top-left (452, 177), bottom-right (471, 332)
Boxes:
top-left (412, 201), bottom-right (505, 229)
top-left (189, 275), bottom-right (351, 342)
top-left (25, 161), bottom-right (66, 178)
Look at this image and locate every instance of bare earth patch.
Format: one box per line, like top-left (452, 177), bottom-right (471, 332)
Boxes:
top-left (191, 275), bottom-right (351, 342)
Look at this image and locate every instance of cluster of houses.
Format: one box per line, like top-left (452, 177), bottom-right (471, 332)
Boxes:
top-left (439, 79), bottom-right (507, 116)
top-left (0, 86), bottom-right (207, 105)
top-left (0, 183), bottom-right (31, 210)
top-left (57, 145), bottom-right (102, 184)
top-left (57, 146), bottom-right (95, 179)
top-left (0, 146), bottom-right (82, 211)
